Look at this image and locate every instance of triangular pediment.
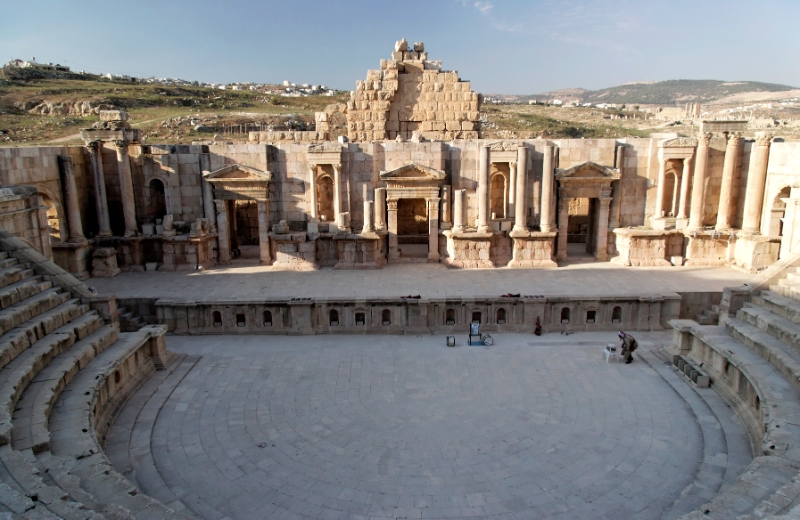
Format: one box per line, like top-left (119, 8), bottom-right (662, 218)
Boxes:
top-left (555, 161), bottom-right (620, 180)
top-left (379, 163), bottom-right (445, 182)
top-left (204, 164), bottom-right (272, 182)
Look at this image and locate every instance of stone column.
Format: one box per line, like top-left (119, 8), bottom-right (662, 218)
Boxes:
top-left (741, 132), bottom-right (773, 234)
top-left (57, 156), bottom-right (85, 243)
top-left (114, 140), bottom-right (138, 237)
top-left (540, 145), bottom-right (555, 232)
top-left (477, 145), bottom-right (490, 232)
top-left (556, 191), bottom-right (569, 260)
top-left (513, 146), bottom-right (528, 233)
top-left (362, 200), bottom-right (374, 233)
top-left (200, 154), bottom-right (217, 231)
top-left (387, 199), bottom-right (399, 261)
top-left (688, 133), bottom-right (711, 230)
top-left (332, 163), bottom-right (342, 220)
top-left (87, 141), bottom-right (111, 237)
top-left (257, 200), bottom-right (271, 265)
top-left (307, 164), bottom-right (318, 220)
top-left (595, 196), bottom-right (612, 260)
top-left (670, 175), bottom-right (680, 217)
top-left (375, 187), bottom-right (387, 231)
top-left (676, 157), bottom-right (692, 219)
top-left (215, 200), bottom-right (231, 264)
top-left (427, 198), bottom-right (440, 261)
top-left (508, 161), bottom-right (517, 218)
top-left (452, 189), bottom-right (465, 233)
top-left (654, 159), bottom-right (667, 219)
top-left (716, 132), bottom-right (741, 231)
top-left (441, 185), bottom-right (451, 229)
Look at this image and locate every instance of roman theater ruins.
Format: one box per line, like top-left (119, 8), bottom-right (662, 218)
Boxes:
top-left (0, 39), bottom-right (797, 518)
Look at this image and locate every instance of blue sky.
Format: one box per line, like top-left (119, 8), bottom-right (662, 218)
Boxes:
top-left (2, 0), bottom-right (798, 94)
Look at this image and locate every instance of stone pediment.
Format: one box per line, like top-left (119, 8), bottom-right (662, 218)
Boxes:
top-left (380, 163), bottom-right (445, 183)
top-left (204, 164), bottom-right (272, 182)
top-left (660, 137), bottom-right (698, 148)
top-left (555, 161), bottom-right (620, 181)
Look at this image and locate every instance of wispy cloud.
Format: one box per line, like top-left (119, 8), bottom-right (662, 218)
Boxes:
top-left (474, 1), bottom-right (494, 15)
top-left (491, 20), bottom-right (522, 33)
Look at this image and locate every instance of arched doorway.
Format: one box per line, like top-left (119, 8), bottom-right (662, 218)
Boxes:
top-left (490, 171), bottom-right (508, 219)
top-left (147, 179), bottom-right (167, 223)
top-left (317, 174), bottom-right (335, 223)
top-left (768, 187), bottom-right (791, 238)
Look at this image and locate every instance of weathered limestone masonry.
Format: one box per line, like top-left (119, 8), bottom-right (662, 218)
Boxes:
top-left (154, 292), bottom-right (681, 335)
top-left (0, 40), bottom-right (799, 280)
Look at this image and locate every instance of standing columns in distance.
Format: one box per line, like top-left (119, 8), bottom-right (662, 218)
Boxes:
top-left (114, 140), bottom-right (138, 237)
top-left (452, 189), bottom-right (465, 233)
top-left (200, 154), bottom-right (217, 231)
top-left (307, 164), bottom-right (318, 221)
top-left (257, 200), bottom-right (271, 265)
top-left (676, 157), bottom-right (692, 220)
top-left (513, 146), bottom-right (528, 233)
top-left (427, 198), bottom-right (440, 261)
top-left (540, 145), bottom-right (555, 232)
top-left (741, 132), bottom-right (774, 234)
top-left (688, 133), bottom-right (711, 230)
top-left (87, 141), bottom-right (112, 237)
top-left (654, 159), bottom-right (667, 219)
top-left (715, 132), bottom-right (741, 230)
top-left (477, 145), bottom-right (490, 232)
top-left (57, 156), bottom-right (85, 243)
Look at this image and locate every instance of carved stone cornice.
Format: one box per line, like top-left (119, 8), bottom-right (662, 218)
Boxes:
top-left (307, 143), bottom-right (343, 153)
top-left (660, 137), bottom-right (698, 148)
top-left (488, 141), bottom-right (519, 151)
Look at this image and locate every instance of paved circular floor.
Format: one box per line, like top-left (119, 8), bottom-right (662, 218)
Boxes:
top-left (107, 332), bottom-right (746, 520)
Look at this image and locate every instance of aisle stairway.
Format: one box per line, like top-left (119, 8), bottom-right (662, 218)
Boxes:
top-left (673, 265), bottom-right (800, 520)
top-left (0, 232), bottom-right (188, 518)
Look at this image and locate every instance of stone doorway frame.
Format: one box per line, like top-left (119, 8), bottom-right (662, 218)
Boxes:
top-left (204, 164), bottom-right (272, 265)
top-left (306, 143), bottom-right (344, 231)
top-left (380, 163), bottom-right (446, 263)
top-left (554, 161), bottom-right (620, 261)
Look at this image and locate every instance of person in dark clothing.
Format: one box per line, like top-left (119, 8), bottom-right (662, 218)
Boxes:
top-left (619, 331), bottom-right (637, 364)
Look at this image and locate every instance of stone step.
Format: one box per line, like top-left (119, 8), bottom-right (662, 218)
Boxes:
top-left (0, 289), bottom-right (70, 336)
top-left (12, 324), bottom-right (118, 454)
top-left (786, 271), bottom-right (800, 285)
top-left (771, 283), bottom-right (800, 302)
top-left (752, 290), bottom-right (800, 327)
top-left (739, 303), bottom-right (800, 353)
top-left (0, 445), bottom-right (93, 519)
top-left (0, 253), bottom-right (9, 262)
top-left (0, 276), bottom-right (51, 312)
top-left (0, 300), bottom-right (86, 372)
top-left (0, 330), bottom-right (78, 446)
top-left (116, 309), bottom-right (141, 333)
top-left (0, 258), bottom-right (18, 271)
top-left (46, 331), bottom-right (192, 520)
top-left (0, 265), bottom-right (33, 292)
top-left (724, 317), bottom-right (800, 394)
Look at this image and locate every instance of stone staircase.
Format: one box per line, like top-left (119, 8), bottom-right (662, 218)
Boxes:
top-left (672, 264), bottom-right (800, 519)
top-left (695, 303), bottom-right (720, 325)
top-left (116, 308), bottom-right (141, 333)
top-left (0, 233), bottom-right (188, 519)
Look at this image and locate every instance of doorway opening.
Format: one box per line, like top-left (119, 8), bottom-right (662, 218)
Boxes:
top-left (566, 197), bottom-right (597, 258)
top-left (317, 173), bottom-right (335, 223)
top-left (397, 198), bottom-right (428, 259)
top-left (146, 179), bottom-right (167, 223)
top-left (39, 194), bottom-right (62, 244)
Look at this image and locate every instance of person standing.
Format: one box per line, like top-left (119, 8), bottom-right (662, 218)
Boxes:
top-left (619, 331), bottom-right (637, 364)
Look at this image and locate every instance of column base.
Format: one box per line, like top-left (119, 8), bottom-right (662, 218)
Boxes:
top-left (123, 230), bottom-right (137, 238)
top-left (97, 231), bottom-right (113, 238)
top-left (427, 252), bottom-right (440, 261)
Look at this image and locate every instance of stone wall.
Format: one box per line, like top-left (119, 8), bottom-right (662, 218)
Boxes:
top-left (153, 292), bottom-right (682, 336)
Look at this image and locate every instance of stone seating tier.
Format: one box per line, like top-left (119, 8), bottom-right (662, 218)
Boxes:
top-left (0, 234), bottom-right (183, 518)
top-left (672, 264), bottom-right (800, 518)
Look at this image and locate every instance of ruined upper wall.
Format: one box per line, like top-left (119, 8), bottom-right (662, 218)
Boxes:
top-left (342, 39), bottom-right (481, 143)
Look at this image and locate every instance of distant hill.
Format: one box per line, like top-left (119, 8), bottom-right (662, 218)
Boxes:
top-left (497, 80), bottom-right (798, 106)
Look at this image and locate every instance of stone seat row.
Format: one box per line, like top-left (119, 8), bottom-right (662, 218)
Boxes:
top-left (0, 236), bottom-right (187, 519)
top-left (671, 265), bottom-right (800, 519)
top-left (672, 354), bottom-right (710, 387)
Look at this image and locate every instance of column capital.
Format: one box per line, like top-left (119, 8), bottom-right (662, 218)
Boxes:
top-left (426, 197), bottom-right (441, 206)
top-left (699, 132), bottom-right (713, 146)
top-left (332, 163), bottom-right (342, 173)
top-left (726, 131), bottom-right (742, 144)
top-left (214, 199), bottom-right (227, 212)
top-left (87, 140), bottom-right (102, 155)
top-left (387, 200), bottom-right (398, 210)
top-left (755, 132), bottom-right (774, 147)
top-left (307, 163), bottom-right (317, 173)
top-left (114, 139), bottom-right (129, 152)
